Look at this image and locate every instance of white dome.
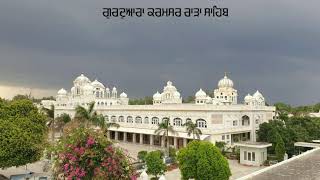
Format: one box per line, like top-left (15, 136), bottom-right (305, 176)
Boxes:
top-left (195, 88), bottom-right (207, 98)
top-left (253, 90), bottom-right (265, 101)
top-left (71, 87), bottom-right (75, 92)
top-left (218, 74), bottom-right (234, 88)
top-left (164, 81), bottom-right (177, 91)
top-left (74, 74), bottom-right (91, 84)
top-left (91, 79), bottom-right (105, 88)
top-left (120, 92), bottom-right (127, 98)
top-left (244, 94), bottom-right (253, 102)
top-left (57, 88), bottom-right (67, 95)
top-left (112, 87), bottom-right (117, 92)
top-left (105, 87), bottom-right (110, 91)
top-left (153, 91), bottom-right (161, 100)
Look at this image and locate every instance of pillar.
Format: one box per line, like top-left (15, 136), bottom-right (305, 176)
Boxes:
top-left (115, 131), bottom-right (118, 141)
top-left (133, 133), bottom-right (136, 143)
top-left (161, 137), bottom-right (165, 147)
top-left (183, 138), bottom-right (187, 147)
top-left (150, 135), bottom-right (154, 145)
top-left (174, 137), bottom-right (178, 149)
top-left (140, 134), bottom-right (143, 144)
top-left (107, 131), bottom-right (111, 140)
top-left (124, 132), bottom-right (127, 142)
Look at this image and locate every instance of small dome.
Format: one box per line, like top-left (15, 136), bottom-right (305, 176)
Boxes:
top-left (74, 74), bottom-right (91, 84)
top-left (218, 74), bottom-right (234, 88)
top-left (253, 90), bottom-right (265, 101)
top-left (91, 79), bottom-right (105, 88)
top-left (153, 91), bottom-right (161, 100)
top-left (112, 87), bottom-right (117, 92)
top-left (105, 87), bottom-right (110, 91)
top-left (120, 92), bottom-right (127, 98)
top-left (244, 94), bottom-right (253, 102)
top-left (71, 87), bottom-right (75, 92)
top-left (57, 88), bottom-right (67, 95)
top-left (195, 88), bottom-right (207, 98)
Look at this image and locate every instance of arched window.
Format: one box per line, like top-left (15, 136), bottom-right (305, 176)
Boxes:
top-left (186, 118), bottom-right (192, 123)
top-left (111, 116), bottom-right (116, 122)
top-left (104, 115), bottom-right (109, 122)
top-left (242, 115), bottom-right (250, 126)
top-left (173, 118), bottom-right (182, 126)
top-left (101, 102), bottom-right (104, 105)
top-left (96, 91), bottom-right (100, 98)
top-left (118, 116), bottom-right (124, 122)
top-left (144, 117), bottom-right (149, 124)
top-left (127, 116), bottom-right (133, 123)
top-left (135, 116), bottom-right (142, 124)
top-left (151, 117), bottom-right (159, 125)
top-left (162, 117), bottom-right (170, 125)
top-left (196, 119), bottom-right (207, 128)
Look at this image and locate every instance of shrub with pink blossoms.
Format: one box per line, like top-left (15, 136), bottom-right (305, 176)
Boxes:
top-left (51, 127), bottom-right (136, 180)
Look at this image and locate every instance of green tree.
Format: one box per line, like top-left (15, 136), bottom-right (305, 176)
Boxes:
top-left (0, 99), bottom-right (48, 168)
top-left (275, 135), bottom-right (285, 161)
top-left (155, 118), bottom-right (176, 156)
top-left (55, 113), bottom-right (71, 135)
top-left (137, 151), bottom-right (148, 162)
top-left (177, 141), bottom-right (231, 180)
top-left (183, 121), bottom-right (202, 140)
top-left (145, 151), bottom-right (166, 179)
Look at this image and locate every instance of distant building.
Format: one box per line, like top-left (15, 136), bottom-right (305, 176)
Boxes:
top-left (53, 73), bottom-right (276, 148)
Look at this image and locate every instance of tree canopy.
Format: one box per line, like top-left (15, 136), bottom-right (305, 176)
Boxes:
top-left (177, 141), bottom-right (231, 180)
top-left (145, 151), bottom-right (166, 178)
top-left (129, 96), bottom-right (153, 105)
top-left (0, 99), bottom-right (48, 168)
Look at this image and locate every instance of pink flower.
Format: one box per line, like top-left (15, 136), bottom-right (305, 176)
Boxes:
top-left (86, 137), bottom-right (95, 147)
top-left (63, 163), bottom-right (69, 171)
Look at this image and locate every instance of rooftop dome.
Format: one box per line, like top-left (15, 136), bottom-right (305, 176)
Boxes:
top-left (244, 94), bottom-right (253, 102)
top-left (91, 79), bottom-right (105, 88)
top-left (120, 92), bottom-right (127, 98)
top-left (112, 87), bottom-right (117, 92)
top-left (74, 74), bottom-right (91, 84)
top-left (164, 81), bottom-right (177, 91)
top-left (173, 91), bottom-right (181, 98)
top-left (57, 88), bottom-right (67, 95)
top-left (195, 88), bottom-right (207, 98)
top-left (218, 73), bottom-right (234, 88)
top-left (83, 84), bottom-right (94, 91)
top-left (153, 91), bottom-right (161, 100)
top-left (106, 87), bottom-right (110, 91)
top-left (253, 90), bottom-right (265, 100)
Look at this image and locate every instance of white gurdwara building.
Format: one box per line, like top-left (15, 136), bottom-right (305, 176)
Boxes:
top-left (54, 74), bottom-right (275, 148)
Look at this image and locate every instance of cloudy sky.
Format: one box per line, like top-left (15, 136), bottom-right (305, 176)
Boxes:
top-left (0, 0), bottom-right (319, 105)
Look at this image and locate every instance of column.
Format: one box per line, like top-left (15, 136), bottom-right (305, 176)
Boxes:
top-left (140, 134), bottom-right (143, 144)
top-left (174, 137), bottom-right (178, 149)
top-left (161, 137), bottom-right (165, 147)
top-left (183, 138), bottom-right (188, 147)
top-left (133, 133), bottom-right (136, 143)
top-left (115, 131), bottom-right (119, 141)
top-left (107, 131), bottom-right (111, 140)
top-left (150, 135), bottom-right (154, 145)
top-left (124, 132), bottom-right (127, 142)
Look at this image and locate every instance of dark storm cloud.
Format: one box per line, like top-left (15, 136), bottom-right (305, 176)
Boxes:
top-left (0, 0), bottom-right (319, 105)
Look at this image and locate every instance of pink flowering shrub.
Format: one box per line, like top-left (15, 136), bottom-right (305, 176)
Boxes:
top-left (52, 127), bottom-right (136, 180)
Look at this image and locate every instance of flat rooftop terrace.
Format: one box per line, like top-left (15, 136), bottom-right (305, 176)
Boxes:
top-left (240, 148), bottom-right (320, 180)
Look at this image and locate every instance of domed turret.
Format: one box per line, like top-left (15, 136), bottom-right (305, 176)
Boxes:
top-left (163, 81), bottom-right (177, 92)
top-left (244, 94), bottom-right (253, 102)
top-left (74, 74), bottom-right (91, 84)
top-left (57, 88), bottom-right (67, 96)
top-left (91, 79), bottom-right (105, 89)
top-left (153, 91), bottom-right (161, 100)
top-left (120, 92), bottom-right (127, 98)
top-left (173, 91), bottom-right (181, 98)
top-left (253, 90), bottom-right (264, 99)
top-left (218, 74), bottom-right (234, 88)
top-left (195, 89), bottom-right (207, 98)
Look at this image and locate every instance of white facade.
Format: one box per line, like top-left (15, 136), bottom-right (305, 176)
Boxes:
top-left (53, 73), bottom-right (276, 148)
top-left (235, 142), bottom-right (272, 166)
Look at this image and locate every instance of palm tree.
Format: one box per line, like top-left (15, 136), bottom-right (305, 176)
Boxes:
top-left (55, 113), bottom-right (71, 136)
top-left (184, 121), bottom-right (202, 140)
top-left (155, 118), bottom-right (176, 156)
top-left (74, 102), bottom-right (119, 137)
top-left (42, 105), bottom-right (55, 142)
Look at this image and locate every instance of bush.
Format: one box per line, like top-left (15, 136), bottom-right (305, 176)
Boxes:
top-left (51, 127), bottom-right (136, 179)
top-left (177, 141), bottom-right (231, 180)
top-left (145, 151), bottom-right (166, 179)
top-left (169, 147), bottom-right (177, 163)
top-left (137, 151), bottom-right (148, 162)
